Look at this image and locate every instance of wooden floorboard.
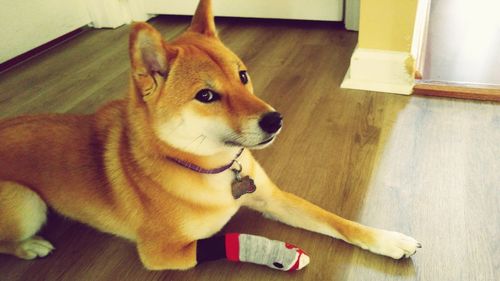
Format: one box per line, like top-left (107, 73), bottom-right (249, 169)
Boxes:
top-left (0, 15), bottom-right (499, 281)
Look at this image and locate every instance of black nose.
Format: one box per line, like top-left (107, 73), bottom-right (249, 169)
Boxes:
top-left (259, 112), bottom-right (283, 134)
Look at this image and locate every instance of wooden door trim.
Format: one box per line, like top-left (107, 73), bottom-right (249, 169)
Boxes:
top-left (413, 81), bottom-right (500, 102)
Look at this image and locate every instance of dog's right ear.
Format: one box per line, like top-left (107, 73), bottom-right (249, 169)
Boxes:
top-left (188, 0), bottom-right (217, 37)
top-left (129, 22), bottom-right (177, 99)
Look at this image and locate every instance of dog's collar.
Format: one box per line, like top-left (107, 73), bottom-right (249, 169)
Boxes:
top-left (166, 148), bottom-right (244, 174)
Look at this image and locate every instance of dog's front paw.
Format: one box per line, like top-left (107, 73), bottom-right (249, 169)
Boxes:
top-left (14, 236), bottom-right (55, 260)
top-left (368, 230), bottom-right (421, 259)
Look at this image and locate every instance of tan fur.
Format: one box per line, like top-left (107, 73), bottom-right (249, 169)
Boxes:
top-left (0, 0), bottom-right (419, 270)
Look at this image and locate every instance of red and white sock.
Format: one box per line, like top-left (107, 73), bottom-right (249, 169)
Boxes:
top-left (226, 233), bottom-right (309, 271)
top-left (196, 233), bottom-right (309, 271)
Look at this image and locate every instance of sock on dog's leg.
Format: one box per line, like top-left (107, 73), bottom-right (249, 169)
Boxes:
top-left (196, 233), bottom-right (309, 271)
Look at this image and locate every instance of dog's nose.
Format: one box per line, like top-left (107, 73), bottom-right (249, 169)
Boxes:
top-left (259, 112), bottom-right (283, 134)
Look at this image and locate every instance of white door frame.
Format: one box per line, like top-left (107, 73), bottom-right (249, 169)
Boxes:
top-left (345, 0), bottom-right (360, 31)
top-left (411, 0), bottom-right (432, 79)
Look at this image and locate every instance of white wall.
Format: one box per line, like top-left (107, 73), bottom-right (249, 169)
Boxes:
top-left (0, 0), bottom-right (90, 63)
top-left (144, 0), bottom-right (343, 21)
top-left (0, 0), bottom-right (352, 64)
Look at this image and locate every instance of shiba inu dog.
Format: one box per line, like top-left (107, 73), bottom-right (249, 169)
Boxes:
top-left (0, 0), bottom-right (420, 271)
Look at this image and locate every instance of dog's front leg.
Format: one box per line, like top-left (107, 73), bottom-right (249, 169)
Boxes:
top-left (136, 231), bottom-right (310, 271)
top-left (136, 235), bottom-right (198, 270)
top-left (243, 162), bottom-right (421, 259)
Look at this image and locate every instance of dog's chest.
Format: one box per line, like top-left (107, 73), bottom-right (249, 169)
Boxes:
top-left (178, 171), bottom-right (251, 239)
top-left (182, 204), bottom-right (239, 239)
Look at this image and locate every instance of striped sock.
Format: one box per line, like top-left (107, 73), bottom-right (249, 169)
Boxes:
top-left (197, 233), bottom-right (309, 271)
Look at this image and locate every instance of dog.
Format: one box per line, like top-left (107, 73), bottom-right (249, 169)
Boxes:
top-left (0, 0), bottom-right (420, 270)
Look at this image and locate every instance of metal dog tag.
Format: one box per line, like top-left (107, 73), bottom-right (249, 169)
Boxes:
top-left (231, 168), bottom-right (256, 199)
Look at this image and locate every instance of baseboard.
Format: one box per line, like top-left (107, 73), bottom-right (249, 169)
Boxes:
top-left (341, 48), bottom-right (415, 95)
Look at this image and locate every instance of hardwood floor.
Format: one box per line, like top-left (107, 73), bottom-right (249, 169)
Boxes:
top-left (0, 16), bottom-right (499, 281)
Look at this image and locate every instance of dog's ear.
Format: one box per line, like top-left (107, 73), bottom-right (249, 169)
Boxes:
top-left (188, 0), bottom-right (217, 37)
top-left (129, 22), bottom-right (177, 99)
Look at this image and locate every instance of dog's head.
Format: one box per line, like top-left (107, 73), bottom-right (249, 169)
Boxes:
top-left (128, 0), bottom-right (282, 156)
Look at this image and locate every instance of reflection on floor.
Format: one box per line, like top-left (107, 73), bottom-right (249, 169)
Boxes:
top-left (356, 96), bottom-right (499, 281)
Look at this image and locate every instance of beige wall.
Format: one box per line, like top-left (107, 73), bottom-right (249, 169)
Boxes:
top-left (358, 0), bottom-right (418, 52)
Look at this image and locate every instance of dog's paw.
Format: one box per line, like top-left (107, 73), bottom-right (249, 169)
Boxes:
top-left (14, 236), bottom-right (55, 260)
top-left (368, 230), bottom-right (421, 259)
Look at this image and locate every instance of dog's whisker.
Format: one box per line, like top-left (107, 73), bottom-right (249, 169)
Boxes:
top-left (194, 135), bottom-right (207, 151)
top-left (183, 134), bottom-right (205, 150)
top-left (166, 120), bottom-right (184, 136)
top-left (239, 131), bottom-right (261, 136)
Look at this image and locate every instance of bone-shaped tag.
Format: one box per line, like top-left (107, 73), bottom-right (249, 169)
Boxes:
top-left (231, 175), bottom-right (256, 199)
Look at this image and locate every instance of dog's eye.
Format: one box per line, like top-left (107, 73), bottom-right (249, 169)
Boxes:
top-left (239, 70), bottom-right (249, 84)
top-left (195, 89), bottom-right (220, 103)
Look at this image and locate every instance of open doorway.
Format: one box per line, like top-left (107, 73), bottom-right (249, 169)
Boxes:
top-left (413, 0), bottom-right (500, 101)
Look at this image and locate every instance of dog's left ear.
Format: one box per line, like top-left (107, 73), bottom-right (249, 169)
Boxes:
top-left (129, 22), bottom-right (177, 99)
top-left (188, 0), bottom-right (217, 37)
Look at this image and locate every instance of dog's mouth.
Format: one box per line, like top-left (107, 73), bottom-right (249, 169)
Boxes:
top-left (224, 136), bottom-right (275, 148)
top-left (257, 136), bottom-right (275, 145)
